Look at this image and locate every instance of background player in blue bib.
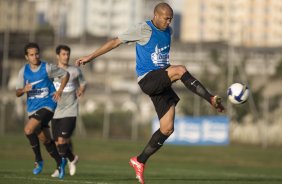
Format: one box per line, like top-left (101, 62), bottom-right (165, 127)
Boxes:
top-left (76, 3), bottom-right (224, 184)
top-left (16, 42), bottom-right (70, 178)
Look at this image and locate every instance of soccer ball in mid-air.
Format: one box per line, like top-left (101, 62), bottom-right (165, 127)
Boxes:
top-left (227, 83), bottom-right (249, 104)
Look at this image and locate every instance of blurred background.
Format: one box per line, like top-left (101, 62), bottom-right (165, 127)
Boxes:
top-left (1, 0), bottom-right (282, 147)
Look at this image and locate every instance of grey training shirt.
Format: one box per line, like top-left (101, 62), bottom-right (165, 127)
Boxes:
top-left (118, 21), bottom-right (153, 45)
top-left (53, 65), bottom-right (87, 119)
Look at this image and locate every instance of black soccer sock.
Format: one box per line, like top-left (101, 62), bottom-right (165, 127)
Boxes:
top-left (26, 133), bottom-right (42, 162)
top-left (69, 140), bottom-right (73, 152)
top-left (66, 146), bottom-right (75, 162)
top-left (137, 129), bottom-right (169, 164)
top-left (181, 71), bottom-right (213, 103)
top-left (44, 141), bottom-right (61, 166)
top-left (57, 143), bottom-right (68, 158)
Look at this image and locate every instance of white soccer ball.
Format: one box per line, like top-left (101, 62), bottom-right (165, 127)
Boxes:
top-left (227, 83), bottom-right (250, 104)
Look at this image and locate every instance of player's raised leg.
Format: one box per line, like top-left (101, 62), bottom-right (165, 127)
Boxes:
top-left (166, 65), bottom-right (224, 112)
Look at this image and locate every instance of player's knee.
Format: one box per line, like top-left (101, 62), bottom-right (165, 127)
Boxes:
top-left (176, 65), bottom-right (187, 76)
top-left (167, 128), bottom-right (174, 136)
top-left (171, 65), bottom-right (187, 80)
top-left (161, 127), bottom-right (174, 136)
top-left (57, 137), bottom-right (67, 145)
top-left (24, 127), bottom-right (33, 135)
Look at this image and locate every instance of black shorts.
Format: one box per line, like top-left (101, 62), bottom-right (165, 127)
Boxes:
top-left (138, 67), bottom-right (180, 119)
top-left (28, 108), bottom-right (54, 128)
top-left (51, 117), bottom-right (76, 140)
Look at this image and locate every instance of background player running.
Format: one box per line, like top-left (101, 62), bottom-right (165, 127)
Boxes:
top-left (16, 42), bottom-right (70, 178)
top-left (51, 45), bottom-right (87, 178)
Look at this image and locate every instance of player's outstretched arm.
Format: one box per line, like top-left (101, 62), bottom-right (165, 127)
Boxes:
top-left (75, 38), bottom-right (122, 66)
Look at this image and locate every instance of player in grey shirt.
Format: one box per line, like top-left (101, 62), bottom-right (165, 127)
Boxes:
top-left (51, 45), bottom-right (87, 178)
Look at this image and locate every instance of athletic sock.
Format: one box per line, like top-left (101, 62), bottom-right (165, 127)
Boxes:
top-left (57, 143), bottom-right (69, 158)
top-left (44, 141), bottom-right (61, 166)
top-left (26, 133), bottom-right (42, 162)
top-left (181, 71), bottom-right (213, 103)
top-left (66, 146), bottom-right (75, 162)
top-left (69, 140), bottom-right (73, 152)
top-left (137, 129), bottom-right (169, 164)
top-left (66, 140), bottom-right (75, 161)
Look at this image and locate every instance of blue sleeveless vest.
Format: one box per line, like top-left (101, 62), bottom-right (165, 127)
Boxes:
top-left (24, 62), bottom-right (57, 113)
top-left (135, 20), bottom-right (171, 77)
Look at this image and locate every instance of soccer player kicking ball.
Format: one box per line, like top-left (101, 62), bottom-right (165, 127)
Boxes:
top-left (76, 3), bottom-right (224, 184)
top-left (16, 42), bottom-right (70, 178)
top-left (50, 45), bottom-right (87, 178)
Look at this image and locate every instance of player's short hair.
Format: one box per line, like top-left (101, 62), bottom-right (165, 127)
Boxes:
top-left (24, 42), bottom-right (40, 55)
top-left (56, 45), bottom-right (71, 55)
top-left (154, 3), bottom-right (173, 15)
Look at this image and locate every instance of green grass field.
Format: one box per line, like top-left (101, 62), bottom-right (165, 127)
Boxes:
top-left (0, 135), bottom-right (282, 184)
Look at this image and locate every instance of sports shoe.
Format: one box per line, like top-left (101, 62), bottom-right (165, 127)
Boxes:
top-left (33, 161), bottom-right (43, 175)
top-left (68, 155), bottom-right (79, 176)
top-left (129, 157), bottom-right (145, 184)
top-left (59, 158), bottom-right (67, 179)
top-left (211, 95), bottom-right (225, 112)
top-left (51, 169), bottom-right (59, 177)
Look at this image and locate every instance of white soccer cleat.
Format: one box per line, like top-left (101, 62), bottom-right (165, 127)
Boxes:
top-left (68, 155), bottom-right (79, 176)
top-left (51, 169), bottom-right (59, 178)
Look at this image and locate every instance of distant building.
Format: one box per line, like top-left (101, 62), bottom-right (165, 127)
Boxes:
top-left (0, 0), bottom-right (36, 32)
top-left (180, 0), bottom-right (282, 47)
top-left (5, 0), bottom-right (282, 47)
top-left (83, 0), bottom-right (143, 37)
top-left (36, 0), bottom-right (144, 38)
